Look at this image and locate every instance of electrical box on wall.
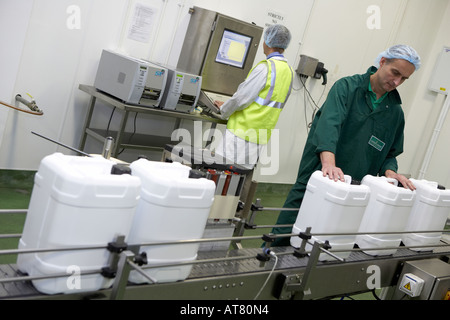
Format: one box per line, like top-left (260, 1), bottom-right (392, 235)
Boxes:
top-left (296, 54), bottom-right (328, 85)
top-left (296, 55), bottom-right (319, 78)
top-left (429, 47), bottom-right (450, 95)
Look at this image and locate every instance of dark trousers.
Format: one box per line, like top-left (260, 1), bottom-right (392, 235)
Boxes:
top-left (270, 182), bottom-right (307, 246)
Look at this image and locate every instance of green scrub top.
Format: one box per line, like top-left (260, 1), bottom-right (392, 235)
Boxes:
top-left (270, 66), bottom-right (406, 246)
top-left (368, 82), bottom-right (388, 110)
top-left (295, 66), bottom-right (405, 184)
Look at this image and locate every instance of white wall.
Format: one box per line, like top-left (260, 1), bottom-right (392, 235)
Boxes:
top-left (0, 0), bottom-right (33, 165)
top-left (402, 1), bottom-right (450, 186)
top-left (0, 0), bottom-right (126, 168)
top-left (1, 0), bottom-right (450, 187)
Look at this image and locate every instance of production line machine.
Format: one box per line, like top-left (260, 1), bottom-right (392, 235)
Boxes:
top-left (5, 6), bottom-right (449, 301)
top-left (0, 215), bottom-right (449, 300)
top-left (0, 138), bottom-right (449, 300)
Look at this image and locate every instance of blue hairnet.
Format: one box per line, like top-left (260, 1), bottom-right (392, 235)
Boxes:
top-left (375, 44), bottom-right (421, 70)
top-left (264, 24), bottom-right (291, 49)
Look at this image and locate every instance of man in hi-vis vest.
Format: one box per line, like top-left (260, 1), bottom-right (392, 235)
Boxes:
top-left (214, 24), bottom-right (294, 178)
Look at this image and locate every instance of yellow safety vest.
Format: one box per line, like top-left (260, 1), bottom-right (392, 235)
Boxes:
top-left (227, 58), bottom-right (294, 144)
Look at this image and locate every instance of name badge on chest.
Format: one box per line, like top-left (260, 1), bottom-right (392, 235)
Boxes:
top-left (368, 135), bottom-right (385, 151)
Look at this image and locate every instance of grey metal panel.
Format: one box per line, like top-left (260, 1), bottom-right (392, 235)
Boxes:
top-left (431, 275), bottom-right (450, 300)
top-left (200, 14), bottom-right (263, 95)
top-left (177, 7), bottom-right (263, 96)
top-left (391, 258), bottom-right (450, 300)
top-left (177, 7), bottom-right (217, 76)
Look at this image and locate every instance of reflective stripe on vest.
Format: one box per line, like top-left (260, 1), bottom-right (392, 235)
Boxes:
top-left (227, 58), bottom-right (294, 144)
top-left (254, 59), bottom-right (294, 109)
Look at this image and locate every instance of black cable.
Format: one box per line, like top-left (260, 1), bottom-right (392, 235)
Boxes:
top-left (106, 107), bottom-right (116, 137)
top-left (371, 289), bottom-right (381, 300)
top-left (300, 76), bottom-right (321, 111)
top-left (299, 76), bottom-right (327, 132)
top-left (117, 112), bottom-right (138, 156)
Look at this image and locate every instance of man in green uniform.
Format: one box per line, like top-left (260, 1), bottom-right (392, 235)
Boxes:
top-left (271, 45), bottom-right (421, 246)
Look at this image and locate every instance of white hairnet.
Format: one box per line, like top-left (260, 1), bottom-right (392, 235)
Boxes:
top-left (264, 24), bottom-right (291, 49)
top-left (375, 44), bottom-right (421, 70)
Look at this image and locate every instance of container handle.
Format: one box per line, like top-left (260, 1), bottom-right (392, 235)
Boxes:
top-left (344, 175), bottom-right (352, 184)
top-left (385, 177), bottom-right (399, 186)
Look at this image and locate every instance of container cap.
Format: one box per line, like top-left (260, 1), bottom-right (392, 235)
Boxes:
top-left (111, 164), bottom-right (131, 175)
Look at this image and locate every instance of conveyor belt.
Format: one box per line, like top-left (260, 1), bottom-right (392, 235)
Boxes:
top-left (1, 238), bottom-right (449, 300)
top-left (0, 265), bottom-right (40, 298)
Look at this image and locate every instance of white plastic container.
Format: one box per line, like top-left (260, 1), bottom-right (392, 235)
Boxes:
top-left (290, 171), bottom-right (370, 261)
top-left (356, 175), bottom-right (415, 256)
top-left (127, 159), bottom-right (215, 283)
top-left (17, 153), bottom-right (141, 294)
top-left (402, 179), bottom-right (450, 251)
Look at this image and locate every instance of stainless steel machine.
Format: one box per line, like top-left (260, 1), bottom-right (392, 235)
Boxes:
top-left (177, 6), bottom-right (264, 108)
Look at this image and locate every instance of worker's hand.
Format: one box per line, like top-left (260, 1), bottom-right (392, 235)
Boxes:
top-left (214, 100), bottom-right (224, 108)
top-left (320, 151), bottom-right (345, 182)
top-left (321, 164), bottom-right (345, 182)
top-left (385, 170), bottom-right (416, 190)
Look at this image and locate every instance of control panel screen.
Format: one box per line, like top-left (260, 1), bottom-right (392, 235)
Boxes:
top-left (215, 29), bottom-right (253, 69)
